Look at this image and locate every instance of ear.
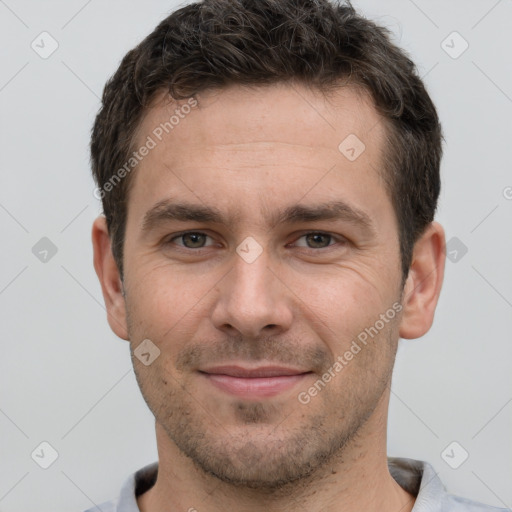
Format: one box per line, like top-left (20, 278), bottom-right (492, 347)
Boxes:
top-left (399, 221), bottom-right (446, 339)
top-left (91, 215), bottom-right (129, 340)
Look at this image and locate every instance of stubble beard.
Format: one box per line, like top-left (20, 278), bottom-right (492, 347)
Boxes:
top-left (130, 329), bottom-right (398, 493)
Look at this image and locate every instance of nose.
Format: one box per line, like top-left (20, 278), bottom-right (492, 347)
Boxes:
top-left (211, 248), bottom-right (293, 339)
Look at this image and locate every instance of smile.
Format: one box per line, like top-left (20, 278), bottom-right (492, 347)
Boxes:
top-left (199, 365), bottom-right (312, 398)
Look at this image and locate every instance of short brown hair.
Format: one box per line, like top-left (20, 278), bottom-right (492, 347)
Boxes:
top-left (90, 0), bottom-right (442, 282)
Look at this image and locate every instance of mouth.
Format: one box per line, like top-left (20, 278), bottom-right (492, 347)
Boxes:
top-left (198, 365), bottom-right (312, 399)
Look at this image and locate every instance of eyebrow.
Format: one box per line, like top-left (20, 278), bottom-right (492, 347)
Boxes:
top-left (141, 200), bottom-right (229, 233)
top-left (141, 198), bottom-right (376, 236)
top-left (268, 201), bottom-right (376, 235)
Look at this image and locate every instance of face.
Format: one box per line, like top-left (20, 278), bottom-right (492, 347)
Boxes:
top-left (120, 83), bottom-right (405, 488)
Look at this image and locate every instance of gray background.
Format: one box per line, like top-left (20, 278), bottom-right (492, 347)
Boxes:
top-left (1, 0), bottom-right (511, 510)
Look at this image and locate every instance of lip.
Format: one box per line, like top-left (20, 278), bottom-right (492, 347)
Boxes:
top-left (199, 365), bottom-right (312, 398)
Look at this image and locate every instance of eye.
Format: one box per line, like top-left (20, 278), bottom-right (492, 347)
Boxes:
top-left (292, 232), bottom-right (340, 249)
top-left (167, 231), bottom-right (214, 249)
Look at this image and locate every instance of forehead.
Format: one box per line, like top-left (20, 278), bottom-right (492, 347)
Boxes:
top-left (137, 82), bottom-right (383, 155)
top-left (128, 82), bottom-right (389, 225)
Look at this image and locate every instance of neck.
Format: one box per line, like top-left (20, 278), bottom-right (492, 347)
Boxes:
top-left (137, 392), bottom-right (415, 512)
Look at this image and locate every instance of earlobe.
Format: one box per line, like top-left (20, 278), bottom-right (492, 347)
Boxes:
top-left (91, 215), bottom-right (129, 340)
top-left (399, 222), bottom-right (446, 340)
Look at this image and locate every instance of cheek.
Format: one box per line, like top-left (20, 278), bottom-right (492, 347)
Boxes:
top-left (295, 264), bottom-right (390, 321)
top-left (124, 262), bottom-right (220, 341)
top-left (290, 265), bottom-right (401, 365)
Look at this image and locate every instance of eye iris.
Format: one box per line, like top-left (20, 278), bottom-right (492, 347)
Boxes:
top-left (306, 233), bottom-right (331, 248)
top-left (183, 233), bottom-right (206, 248)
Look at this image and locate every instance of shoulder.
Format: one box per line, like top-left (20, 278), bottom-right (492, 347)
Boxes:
top-left (441, 493), bottom-right (509, 512)
top-left (388, 457), bottom-right (508, 512)
top-left (81, 461), bottom-right (157, 512)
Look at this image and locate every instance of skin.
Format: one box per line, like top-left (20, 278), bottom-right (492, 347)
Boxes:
top-left (92, 82), bottom-right (445, 512)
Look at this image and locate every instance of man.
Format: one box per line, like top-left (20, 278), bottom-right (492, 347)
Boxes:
top-left (87, 0), bottom-right (505, 510)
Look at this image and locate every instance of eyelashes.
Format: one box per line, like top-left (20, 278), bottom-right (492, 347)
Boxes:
top-left (165, 231), bottom-right (347, 251)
